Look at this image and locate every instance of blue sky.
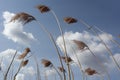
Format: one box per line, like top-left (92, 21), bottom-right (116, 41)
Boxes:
top-left (0, 0), bottom-right (120, 80)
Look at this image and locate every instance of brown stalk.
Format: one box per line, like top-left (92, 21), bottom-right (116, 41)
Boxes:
top-left (94, 26), bottom-right (120, 49)
top-left (64, 17), bottom-right (87, 80)
top-left (4, 51), bottom-right (17, 80)
top-left (25, 51), bottom-right (41, 80)
top-left (36, 5), bottom-right (69, 80)
top-left (32, 54), bottom-right (41, 80)
top-left (35, 20), bottom-right (66, 80)
top-left (50, 10), bottom-right (71, 80)
top-left (69, 43), bottom-right (85, 80)
top-left (13, 59), bottom-right (29, 80)
top-left (69, 66), bottom-right (74, 80)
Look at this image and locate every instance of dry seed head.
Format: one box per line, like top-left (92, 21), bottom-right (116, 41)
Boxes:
top-left (61, 56), bottom-right (73, 63)
top-left (21, 60), bottom-right (29, 67)
top-left (73, 40), bottom-right (88, 50)
top-left (36, 5), bottom-right (50, 13)
top-left (85, 68), bottom-right (97, 75)
top-left (10, 12), bottom-right (35, 25)
top-left (64, 17), bottom-right (77, 24)
top-left (58, 67), bottom-right (66, 72)
top-left (18, 48), bottom-right (30, 59)
top-left (25, 48), bottom-right (31, 53)
top-left (41, 59), bottom-right (52, 67)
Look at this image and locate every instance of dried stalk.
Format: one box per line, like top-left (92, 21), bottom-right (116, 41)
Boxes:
top-left (35, 20), bottom-right (66, 80)
top-left (79, 19), bottom-right (120, 71)
top-left (70, 44), bottom-right (85, 80)
top-left (25, 52), bottom-right (41, 80)
top-left (13, 59), bottom-right (29, 80)
top-left (69, 66), bottom-right (74, 80)
top-left (36, 5), bottom-right (69, 80)
top-left (4, 51), bottom-right (17, 80)
top-left (94, 26), bottom-right (120, 49)
top-left (51, 10), bottom-right (71, 80)
top-left (73, 40), bottom-right (111, 80)
top-left (52, 65), bottom-right (63, 80)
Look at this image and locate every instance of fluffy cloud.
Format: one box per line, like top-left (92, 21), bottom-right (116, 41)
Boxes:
top-left (2, 11), bottom-right (36, 46)
top-left (45, 69), bottom-right (56, 76)
top-left (21, 66), bottom-right (36, 76)
top-left (56, 31), bottom-right (119, 75)
top-left (16, 73), bottom-right (24, 80)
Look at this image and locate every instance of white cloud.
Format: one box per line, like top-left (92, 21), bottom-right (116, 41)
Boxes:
top-left (16, 73), bottom-right (24, 80)
top-left (44, 69), bottom-right (56, 76)
top-left (56, 31), bottom-right (119, 75)
top-left (21, 66), bottom-right (36, 76)
top-left (2, 11), bottom-right (36, 46)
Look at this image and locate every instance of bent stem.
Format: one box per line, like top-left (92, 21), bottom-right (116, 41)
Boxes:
top-left (88, 48), bottom-right (111, 80)
top-left (0, 57), bottom-right (5, 77)
top-left (13, 60), bottom-right (23, 80)
top-left (94, 26), bottom-right (120, 49)
top-left (30, 53), bottom-right (41, 80)
top-left (70, 46), bottom-right (85, 80)
top-left (51, 10), bottom-right (71, 80)
top-left (35, 20), bottom-right (66, 80)
top-left (79, 19), bottom-right (120, 71)
top-left (44, 70), bottom-right (48, 80)
top-left (52, 65), bottom-right (63, 80)
top-left (4, 50), bottom-right (17, 80)
top-left (69, 65), bottom-right (74, 80)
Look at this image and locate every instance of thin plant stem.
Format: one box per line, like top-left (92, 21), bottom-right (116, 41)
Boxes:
top-left (35, 20), bottom-right (66, 80)
top-left (94, 26), bottom-right (120, 49)
top-left (13, 60), bottom-right (23, 80)
top-left (88, 48), bottom-right (111, 80)
top-left (79, 19), bottom-right (120, 71)
top-left (4, 50), bottom-right (17, 80)
top-left (0, 57), bottom-right (5, 77)
top-left (10, 64), bottom-right (14, 80)
top-left (52, 65), bottom-right (63, 80)
top-left (44, 70), bottom-right (48, 80)
top-left (26, 51), bottom-right (41, 80)
top-left (51, 10), bottom-right (71, 80)
top-left (69, 65), bottom-right (74, 80)
top-left (70, 46), bottom-right (85, 80)
top-left (31, 53), bottom-right (41, 80)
